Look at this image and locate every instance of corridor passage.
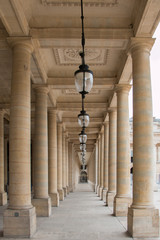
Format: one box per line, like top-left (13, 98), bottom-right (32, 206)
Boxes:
top-left (0, 184), bottom-right (159, 240)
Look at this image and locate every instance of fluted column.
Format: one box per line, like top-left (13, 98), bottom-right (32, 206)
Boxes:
top-left (127, 38), bottom-right (159, 238)
top-left (32, 87), bottom-right (51, 217)
top-left (100, 132), bottom-right (104, 200)
top-left (62, 130), bottom-right (67, 197)
top-left (3, 38), bottom-right (36, 238)
top-left (114, 85), bottom-right (131, 216)
top-left (106, 109), bottom-right (117, 207)
top-left (103, 121), bottom-right (109, 203)
top-left (65, 136), bottom-right (69, 194)
top-left (48, 110), bottom-right (59, 206)
top-left (57, 122), bottom-right (64, 200)
top-left (0, 111), bottom-right (7, 205)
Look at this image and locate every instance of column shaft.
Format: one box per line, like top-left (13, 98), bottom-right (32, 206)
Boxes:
top-left (114, 85), bottom-right (131, 216)
top-left (48, 110), bottom-right (59, 206)
top-left (100, 133), bottom-right (104, 199)
top-left (3, 39), bottom-right (36, 238)
top-left (65, 138), bottom-right (69, 194)
top-left (57, 122), bottom-right (64, 200)
top-left (62, 130), bottom-right (67, 196)
top-left (106, 109), bottom-right (117, 206)
top-left (127, 38), bottom-right (159, 238)
top-left (32, 87), bottom-right (51, 217)
top-left (103, 122), bottom-right (109, 202)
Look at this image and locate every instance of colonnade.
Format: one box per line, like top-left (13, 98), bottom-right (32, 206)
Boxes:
top-left (0, 37), bottom-right (80, 238)
top-left (0, 36), bottom-right (159, 238)
top-left (92, 37), bottom-right (159, 238)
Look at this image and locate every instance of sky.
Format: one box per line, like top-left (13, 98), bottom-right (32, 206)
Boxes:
top-left (129, 23), bottom-right (160, 118)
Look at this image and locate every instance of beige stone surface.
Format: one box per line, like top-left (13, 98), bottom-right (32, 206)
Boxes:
top-left (3, 207), bottom-right (36, 238)
top-left (48, 110), bottom-right (59, 207)
top-left (106, 192), bottom-right (116, 207)
top-left (128, 207), bottom-right (159, 238)
top-left (114, 85), bottom-right (131, 216)
top-left (58, 189), bottom-right (64, 201)
top-left (49, 192), bottom-right (59, 207)
top-left (32, 198), bottom-right (51, 217)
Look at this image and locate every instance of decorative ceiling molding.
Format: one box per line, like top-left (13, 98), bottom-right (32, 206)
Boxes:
top-left (41, 0), bottom-right (118, 7)
top-left (53, 48), bottom-right (109, 66)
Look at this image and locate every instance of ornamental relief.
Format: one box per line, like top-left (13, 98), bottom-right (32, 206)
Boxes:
top-left (41, 0), bottom-right (118, 7)
top-left (53, 48), bottom-right (108, 66)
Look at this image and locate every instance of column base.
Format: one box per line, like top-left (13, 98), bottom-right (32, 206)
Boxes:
top-left (106, 191), bottom-right (116, 207)
top-left (99, 187), bottom-right (103, 200)
top-left (95, 184), bottom-right (98, 193)
top-left (114, 196), bottom-right (131, 216)
top-left (97, 185), bottom-right (100, 197)
top-left (69, 186), bottom-right (73, 192)
top-left (66, 186), bottom-right (70, 194)
top-left (32, 197), bottom-right (51, 217)
top-left (3, 207), bottom-right (36, 238)
top-left (49, 192), bottom-right (59, 207)
top-left (63, 187), bottom-right (67, 197)
top-left (102, 189), bottom-right (108, 203)
top-left (58, 189), bottom-right (64, 201)
top-left (127, 207), bottom-right (159, 238)
top-left (0, 192), bottom-right (7, 206)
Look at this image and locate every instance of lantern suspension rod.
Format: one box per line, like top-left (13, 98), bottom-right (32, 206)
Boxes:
top-left (81, 0), bottom-right (85, 65)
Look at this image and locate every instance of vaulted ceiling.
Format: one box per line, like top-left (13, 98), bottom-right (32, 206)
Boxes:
top-left (0, 0), bottom-right (160, 163)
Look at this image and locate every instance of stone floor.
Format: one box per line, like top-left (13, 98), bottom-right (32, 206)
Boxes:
top-left (0, 184), bottom-right (160, 240)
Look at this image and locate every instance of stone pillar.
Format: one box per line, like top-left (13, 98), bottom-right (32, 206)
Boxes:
top-left (48, 110), bottom-right (59, 207)
top-left (68, 142), bottom-right (73, 192)
top-left (32, 87), bottom-right (51, 217)
top-left (4, 137), bottom-right (8, 193)
top-left (65, 137), bottom-right (69, 194)
top-left (57, 122), bottom-right (64, 200)
top-left (100, 132), bottom-right (104, 200)
top-left (97, 137), bottom-right (101, 196)
top-left (62, 130), bottom-right (67, 197)
top-left (95, 142), bottom-right (98, 192)
top-left (0, 111), bottom-right (7, 205)
top-left (127, 38), bottom-right (159, 238)
top-left (114, 85), bottom-right (131, 216)
top-left (106, 109), bottom-right (117, 207)
top-left (3, 38), bottom-right (36, 238)
top-left (103, 121), bottom-right (109, 203)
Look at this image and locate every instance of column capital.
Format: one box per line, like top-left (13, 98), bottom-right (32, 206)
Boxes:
top-left (128, 37), bottom-right (155, 55)
top-left (34, 86), bottom-right (49, 95)
top-left (108, 107), bottom-right (117, 113)
top-left (103, 121), bottom-right (109, 127)
top-left (7, 37), bottom-right (34, 53)
top-left (48, 108), bottom-right (57, 115)
top-left (115, 84), bottom-right (131, 94)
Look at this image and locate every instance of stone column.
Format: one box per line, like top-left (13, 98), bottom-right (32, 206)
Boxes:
top-left (114, 85), bottom-right (131, 216)
top-left (32, 87), bottom-right (51, 217)
top-left (68, 142), bottom-right (73, 192)
top-left (103, 121), bottom-right (109, 203)
top-left (48, 110), bottom-right (59, 207)
top-left (62, 130), bottom-right (67, 197)
top-left (127, 38), bottom-right (159, 238)
top-left (57, 122), bottom-right (64, 200)
top-left (106, 109), bottom-right (117, 207)
top-left (97, 137), bottom-right (101, 196)
top-left (4, 137), bottom-right (8, 193)
top-left (95, 142), bottom-right (98, 192)
top-left (3, 38), bottom-right (36, 238)
top-left (100, 132), bottom-right (104, 200)
top-left (0, 111), bottom-right (7, 205)
top-left (65, 136), bottom-right (69, 194)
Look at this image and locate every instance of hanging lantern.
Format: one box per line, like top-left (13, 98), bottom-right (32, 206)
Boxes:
top-left (78, 110), bottom-right (89, 127)
top-left (79, 129), bottom-right (87, 143)
top-left (80, 143), bottom-right (86, 151)
top-left (75, 64), bottom-right (93, 95)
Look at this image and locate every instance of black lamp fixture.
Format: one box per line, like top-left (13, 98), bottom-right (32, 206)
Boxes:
top-left (74, 0), bottom-right (93, 96)
top-left (75, 0), bottom-right (93, 167)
